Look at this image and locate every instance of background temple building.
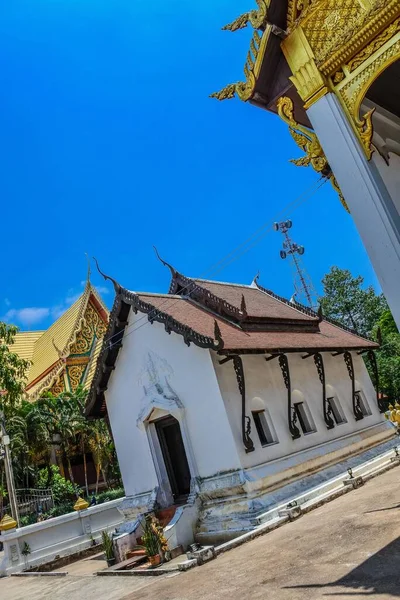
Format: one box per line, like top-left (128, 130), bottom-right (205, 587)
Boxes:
top-left (11, 281), bottom-right (109, 486)
top-left (211, 0), bottom-right (400, 330)
top-left (85, 263), bottom-right (393, 545)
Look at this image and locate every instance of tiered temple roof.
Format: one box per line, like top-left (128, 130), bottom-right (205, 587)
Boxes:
top-left (86, 266), bottom-right (377, 418)
top-left (10, 282), bottom-right (108, 402)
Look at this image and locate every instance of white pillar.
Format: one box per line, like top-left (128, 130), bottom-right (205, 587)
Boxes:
top-left (307, 93), bottom-right (400, 329)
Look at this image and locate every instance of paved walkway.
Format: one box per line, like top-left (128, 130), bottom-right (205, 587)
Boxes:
top-left (2, 466), bottom-right (400, 599)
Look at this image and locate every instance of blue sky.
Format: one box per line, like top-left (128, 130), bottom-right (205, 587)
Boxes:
top-left (0, 0), bottom-right (379, 330)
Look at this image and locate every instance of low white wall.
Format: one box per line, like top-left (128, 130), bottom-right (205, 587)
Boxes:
top-left (0, 498), bottom-right (124, 576)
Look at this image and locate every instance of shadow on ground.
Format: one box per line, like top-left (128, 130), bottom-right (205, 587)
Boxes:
top-left (284, 535), bottom-right (400, 596)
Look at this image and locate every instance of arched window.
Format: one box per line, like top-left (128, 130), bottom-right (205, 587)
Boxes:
top-left (354, 381), bottom-right (372, 417)
top-left (326, 385), bottom-right (347, 425)
top-left (251, 397), bottom-right (278, 447)
top-left (292, 390), bottom-right (316, 435)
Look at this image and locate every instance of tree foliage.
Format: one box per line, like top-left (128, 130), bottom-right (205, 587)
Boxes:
top-left (0, 318), bottom-right (122, 513)
top-left (0, 323), bottom-right (30, 408)
top-left (320, 267), bottom-right (388, 338)
top-left (320, 267), bottom-right (400, 400)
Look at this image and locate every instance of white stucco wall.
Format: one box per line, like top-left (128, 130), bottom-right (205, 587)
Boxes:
top-left (364, 99), bottom-right (400, 217)
top-left (105, 309), bottom-right (241, 498)
top-left (212, 351), bottom-right (384, 470)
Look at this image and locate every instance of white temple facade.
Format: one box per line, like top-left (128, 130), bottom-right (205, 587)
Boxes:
top-left (86, 267), bottom-right (393, 544)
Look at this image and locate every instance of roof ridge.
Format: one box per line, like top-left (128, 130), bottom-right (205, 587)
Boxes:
top-left (253, 278), bottom-right (319, 320)
top-left (193, 278), bottom-right (253, 289)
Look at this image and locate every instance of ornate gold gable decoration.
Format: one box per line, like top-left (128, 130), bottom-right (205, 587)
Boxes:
top-left (282, 0), bottom-right (400, 158)
top-left (277, 96), bottom-right (349, 212)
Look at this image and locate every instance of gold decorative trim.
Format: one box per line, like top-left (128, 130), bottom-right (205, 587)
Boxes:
top-left (222, 0), bottom-right (269, 31)
top-left (277, 96), bottom-right (349, 213)
top-left (210, 27), bottom-right (271, 102)
top-left (319, 0), bottom-right (400, 74)
top-left (357, 108), bottom-right (375, 160)
top-left (303, 85), bottom-right (329, 109)
top-left (338, 35), bottom-right (400, 122)
top-left (347, 16), bottom-right (400, 72)
top-left (66, 356), bottom-right (90, 367)
top-left (282, 26), bottom-right (328, 104)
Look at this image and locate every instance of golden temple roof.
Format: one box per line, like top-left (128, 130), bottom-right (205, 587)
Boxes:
top-left (9, 282), bottom-right (109, 401)
top-left (10, 330), bottom-right (44, 364)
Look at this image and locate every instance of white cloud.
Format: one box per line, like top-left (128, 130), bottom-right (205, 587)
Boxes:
top-left (4, 307), bottom-right (50, 327)
top-left (95, 285), bottom-right (109, 295)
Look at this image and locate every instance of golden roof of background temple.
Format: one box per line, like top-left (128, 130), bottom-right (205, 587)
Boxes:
top-left (10, 282), bottom-right (109, 402)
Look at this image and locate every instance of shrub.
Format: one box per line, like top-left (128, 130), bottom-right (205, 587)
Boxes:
top-left (37, 465), bottom-right (79, 505)
top-left (96, 488), bottom-right (124, 505)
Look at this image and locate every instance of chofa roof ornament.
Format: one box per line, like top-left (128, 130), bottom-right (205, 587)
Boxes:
top-left (93, 257), bottom-right (122, 294)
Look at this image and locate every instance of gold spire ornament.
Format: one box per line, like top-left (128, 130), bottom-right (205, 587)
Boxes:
top-left (0, 514), bottom-right (18, 532)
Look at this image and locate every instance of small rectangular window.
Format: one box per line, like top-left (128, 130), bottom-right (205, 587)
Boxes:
top-left (355, 390), bottom-right (372, 416)
top-left (327, 397), bottom-right (347, 425)
top-left (294, 402), bottom-right (316, 434)
top-left (252, 410), bottom-right (277, 446)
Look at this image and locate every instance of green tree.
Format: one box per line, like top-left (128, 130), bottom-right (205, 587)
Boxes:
top-left (0, 322), bottom-right (30, 408)
top-left (320, 267), bottom-right (400, 401)
top-left (320, 267), bottom-right (388, 337)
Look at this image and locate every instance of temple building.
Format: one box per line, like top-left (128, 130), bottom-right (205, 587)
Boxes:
top-left (85, 262), bottom-right (393, 543)
top-left (210, 0), bottom-right (400, 330)
top-left (10, 280), bottom-right (109, 485)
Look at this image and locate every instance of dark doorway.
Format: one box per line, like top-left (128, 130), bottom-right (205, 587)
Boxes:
top-left (155, 416), bottom-right (191, 502)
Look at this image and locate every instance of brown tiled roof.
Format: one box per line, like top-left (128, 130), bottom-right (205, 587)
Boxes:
top-left (193, 279), bottom-right (317, 321)
top-left (86, 280), bottom-right (377, 418)
top-left (136, 293), bottom-right (377, 352)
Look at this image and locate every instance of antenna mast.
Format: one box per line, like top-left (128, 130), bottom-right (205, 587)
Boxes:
top-left (274, 220), bottom-right (318, 310)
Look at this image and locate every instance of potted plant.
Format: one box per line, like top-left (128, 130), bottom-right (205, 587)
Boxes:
top-left (101, 530), bottom-right (116, 567)
top-left (141, 515), bottom-right (168, 567)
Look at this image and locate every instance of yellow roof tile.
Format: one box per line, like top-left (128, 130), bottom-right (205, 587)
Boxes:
top-left (83, 338), bottom-right (102, 391)
top-left (10, 331), bottom-right (45, 366)
top-left (27, 285), bottom-right (92, 385)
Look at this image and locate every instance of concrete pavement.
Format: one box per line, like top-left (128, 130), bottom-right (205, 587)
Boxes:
top-left (1, 465), bottom-right (400, 599)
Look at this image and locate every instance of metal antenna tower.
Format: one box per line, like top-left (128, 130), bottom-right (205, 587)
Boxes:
top-left (274, 220), bottom-right (318, 310)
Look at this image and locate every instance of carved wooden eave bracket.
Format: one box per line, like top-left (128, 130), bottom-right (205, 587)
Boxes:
top-left (277, 96), bottom-right (350, 213)
top-left (343, 351), bottom-right (364, 421)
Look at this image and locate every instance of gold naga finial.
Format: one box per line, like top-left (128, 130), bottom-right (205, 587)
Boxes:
top-left (222, 13), bottom-right (251, 32)
top-left (277, 96), bottom-right (350, 213)
top-left (210, 29), bottom-right (262, 102)
top-left (222, 0), bottom-right (269, 31)
top-left (209, 84), bottom-right (237, 101)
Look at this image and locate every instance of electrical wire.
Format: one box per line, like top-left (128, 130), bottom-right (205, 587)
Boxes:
top-left (91, 176), bottom-right (328, 359)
